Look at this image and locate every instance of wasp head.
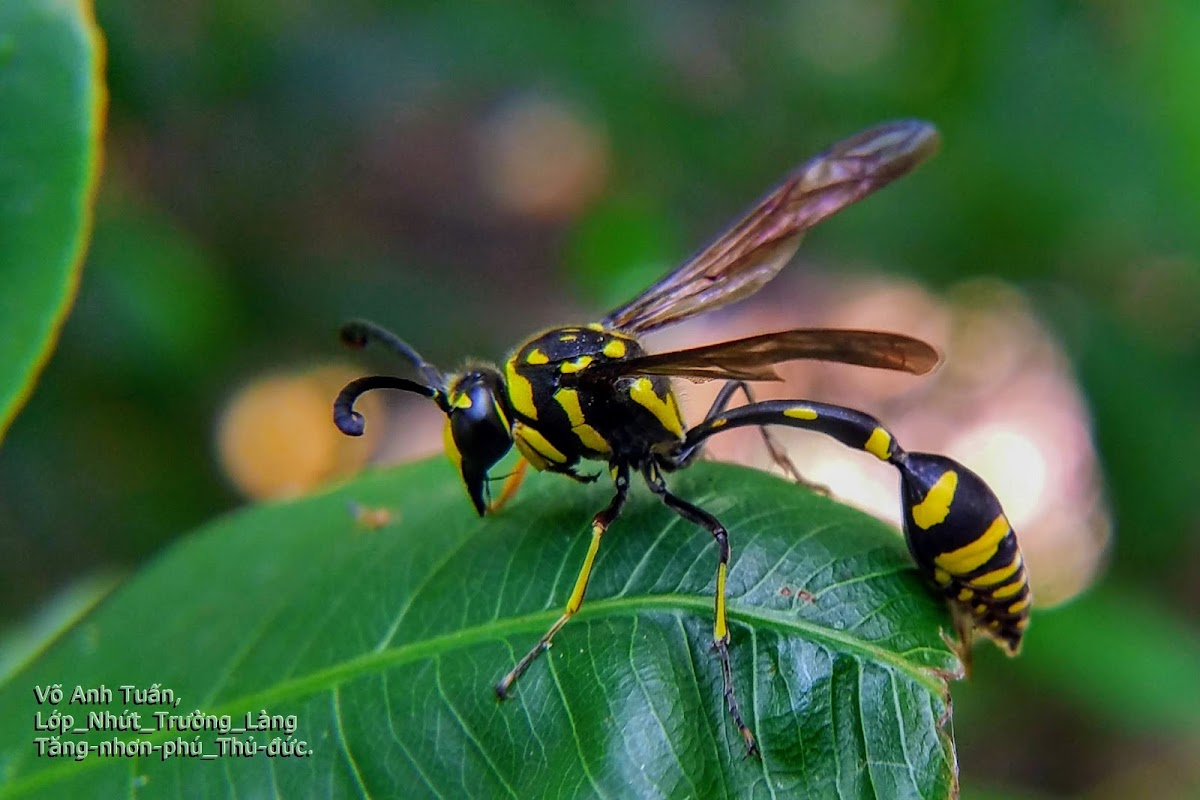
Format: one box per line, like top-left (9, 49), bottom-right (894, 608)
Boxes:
top-left (442, 368), bottom-right (514, 515)
top-left (335, 320), bottom-right (512, 516)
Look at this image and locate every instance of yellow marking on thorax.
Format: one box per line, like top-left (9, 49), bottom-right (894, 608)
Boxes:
top-left (449, 391), bottom-right (472, 409)
top-left (511, 423), bottom-right (550, 471)
top-left (586, 323), bottom-right (605, 332)
top-left (442, 418), bottom-right (462, 468)
top-left (911, 470), bottom-right (958, 530)
top-left (968, 554), bottom-right (1022, 588)
top-left (505, 358), bottom-right (538, 420)
top-left (492, 398), bottom-right (511, 436)
top-left (559, 333), bottom-right (578, 342)
top-left (630, 378), bottom-right (684, 439)
top-left (554, 388), bottom-right (611, 454)
top-left (934, 514), bottom-right (1011, 575)
top-left (957, 587), bottom-right (974, 602)
top-left (602, 339), bottom-right (626, 359)
top-left (560, 356), bottom-right (593, 374)
top-left (864, 427), bottom-right (892, 461)
top-left (667, 392), bottom-right (682, 428)
top-left (526, 348), bottom-right (549, 365)
top-left (784, 406), bottom-right (818, 420)
top-left (512, 422), bottom-right (568, 465)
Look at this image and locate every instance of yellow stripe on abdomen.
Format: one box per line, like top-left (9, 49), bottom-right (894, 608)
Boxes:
top-left (911, 470), bottom-right (958, 529)
top-left (934, 514), bottom-right (1011, 576)
top-left (968, 554), bottom-right (1022, 588)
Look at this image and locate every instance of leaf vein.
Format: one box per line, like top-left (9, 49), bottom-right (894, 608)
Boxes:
top-left (433, 658), bottom-right (519, 799)
top-left (546, 649), bottom-right (609, 800)
top-left (332, 685), bottom-right (373, 799)
top-left (375, 522), bottom-right (488, 652)
top-left (628, 615), bottom-right (696, 799)
top-left (382, 672), bottom-right (445, 798)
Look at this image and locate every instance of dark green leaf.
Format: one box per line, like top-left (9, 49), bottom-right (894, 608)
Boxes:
top-left (0, 0), bottom-right (105, 442)
top-left (0, 461), bottom-right (960, 798)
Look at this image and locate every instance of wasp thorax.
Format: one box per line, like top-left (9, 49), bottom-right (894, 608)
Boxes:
top-left (442, 368), bottom-right (514, 515)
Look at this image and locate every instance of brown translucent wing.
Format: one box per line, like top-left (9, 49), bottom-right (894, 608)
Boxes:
top-left (579, 329), bottom-right (942, 383)
top-left (601, 120), bottom-right (940, 335)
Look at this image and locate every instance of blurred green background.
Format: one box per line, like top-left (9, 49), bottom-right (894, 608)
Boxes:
top-left (3, 2), bottom-right (1199, 797)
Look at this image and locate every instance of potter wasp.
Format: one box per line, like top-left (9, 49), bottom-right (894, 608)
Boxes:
top-left (334, 120), bottom-right (1029, 755)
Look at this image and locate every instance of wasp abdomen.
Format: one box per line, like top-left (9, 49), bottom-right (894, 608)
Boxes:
top-left (896, 452), bottom-right (1031, 653)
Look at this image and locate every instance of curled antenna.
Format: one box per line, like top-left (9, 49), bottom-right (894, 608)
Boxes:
top-left (340, 320), bottom-right (446, 390)
top-left (334, 375), bottom-right (437, 436)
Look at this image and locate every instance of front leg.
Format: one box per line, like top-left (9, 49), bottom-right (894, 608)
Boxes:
top-left (485, 458), bottom-right (529, 514)
top-left (495, 463), bottom-right (629, 699)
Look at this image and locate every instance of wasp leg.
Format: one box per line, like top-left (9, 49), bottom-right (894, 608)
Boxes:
top-left (487, 458), bottom-right (529, 514)
top-left (643, 464), bottom-right (759, 757)
top-left (560, 467), bottom-right (601, 484)
top-left (495, 464), bottom-right (630, 700)
top-left (677, 399), bottom-right (1031, 659)
top-left (945, 606), bottom-right (977, 678)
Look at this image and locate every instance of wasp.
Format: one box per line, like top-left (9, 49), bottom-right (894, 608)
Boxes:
top-left (334, 120), bottom-right (1030, 755)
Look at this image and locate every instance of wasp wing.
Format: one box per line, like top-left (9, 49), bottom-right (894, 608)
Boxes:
top-left (600, 120), bottom-right (940, 335)
top-left (579, 329), bottom-right (941, 383)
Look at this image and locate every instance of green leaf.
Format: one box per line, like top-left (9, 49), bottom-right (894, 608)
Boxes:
top-left (0, 460), bottom-right (960, 798)
top-left (0, 0), bottom-right (105, 442)
top-left (0, 572), bottom-right (121, 685)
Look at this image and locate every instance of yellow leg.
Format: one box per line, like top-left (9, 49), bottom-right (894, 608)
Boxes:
top-left (495, 466), bottom-right (629, 699)
top-left (644, 466), bottom-right (759, 757)
top-left (714, 562), bottom-right (729, 642)
top-left (487, 458), bottom-right (529, 514)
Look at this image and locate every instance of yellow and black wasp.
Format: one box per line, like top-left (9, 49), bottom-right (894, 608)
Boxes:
top-left (333, 120), bottom-right (1030, 755)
